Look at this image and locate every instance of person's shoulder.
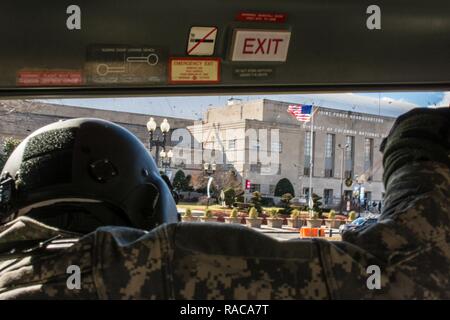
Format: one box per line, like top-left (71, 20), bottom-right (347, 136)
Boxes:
top-left (0, 216), bottom-right (79, 245)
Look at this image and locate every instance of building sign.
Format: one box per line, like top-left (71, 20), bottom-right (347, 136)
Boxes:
top-left (303, 124), bottom-right (386, 138)
top-left (169, 58), bottom-right (220, 84)
top-left (230, 29), bottom-right (291, 62)
top-left (319, 110), bottom-right (385, 123)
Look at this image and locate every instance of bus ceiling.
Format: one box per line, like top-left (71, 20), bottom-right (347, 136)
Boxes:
top-left (0, 0), bottom-right (448, 99)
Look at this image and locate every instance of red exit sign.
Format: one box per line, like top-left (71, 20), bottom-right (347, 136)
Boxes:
top-left (231, 29), bottom-right (291, 62)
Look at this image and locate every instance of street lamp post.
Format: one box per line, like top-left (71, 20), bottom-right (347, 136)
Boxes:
top-left (358, 181), bottom-right (363, 216)
top-left (160, 149), bottom-right (173, 175)
top-left (338, 143), bottom-right (349, 214)
top-left (203, 161), bottom-right (216, 209)
top-left (146, 117), bottom-right (171, 169)
top-left (355, 174), bottom-right (365, 217)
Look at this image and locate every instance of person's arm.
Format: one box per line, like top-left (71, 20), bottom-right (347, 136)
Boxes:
top-left (340, 108), bottom-right (450, 297)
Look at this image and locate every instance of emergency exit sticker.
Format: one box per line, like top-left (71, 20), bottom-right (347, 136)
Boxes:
top-left (230, 29), bottom-right (291, 62)
top-left (169, 57), bottom-right (220, 84)
top-left (187, 26), bottom-right (218, 56)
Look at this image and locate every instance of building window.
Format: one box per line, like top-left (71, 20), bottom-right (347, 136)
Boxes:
top-left (271, 141), bottom-right (282, 153)
top-left (324, 189), bottom-right (333, 205)
top-left (251, 139), bottom-right (260, 151)
top-left (324, 133), bottom-right (335, 177)
top-left (269, 184), bottom-right (276, 195)
top-left (345, 135), bottom-right (354, 178)
top-left (344, 190), bottom-right (353, 202)
top-left (303, 187), bottom-right (313, 198)
top-left (250, 163), bottom-right (261, 173)
top-left (364, 138), bottom-right (374, 181)
top-left (304, 132), bottom-right (315, 176)
top-left (228, 139), bottom-right (236, 150)
top-left (364, 191), bottom-right (372, 202)
top-left (250, 183), bottom-right (260, 193)
top-left (324, 169), bottom-right (333, 178)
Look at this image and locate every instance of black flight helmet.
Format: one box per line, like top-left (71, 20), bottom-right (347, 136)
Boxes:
top-left (0, 118), bottom-right (178, 231)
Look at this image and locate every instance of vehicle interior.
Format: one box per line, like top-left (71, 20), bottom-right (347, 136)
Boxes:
top-left (0, 0), bottom-right (448, 301)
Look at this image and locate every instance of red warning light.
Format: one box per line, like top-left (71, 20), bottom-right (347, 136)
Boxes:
top-left (245, 179), bottom-right (251, 190)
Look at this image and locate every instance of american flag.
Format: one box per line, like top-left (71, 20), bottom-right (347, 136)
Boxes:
top-left (287, 104), bottom-right (313, 122)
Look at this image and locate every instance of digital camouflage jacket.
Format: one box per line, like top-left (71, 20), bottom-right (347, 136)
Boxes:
top-left (0, 108), bottom-right (449, 299)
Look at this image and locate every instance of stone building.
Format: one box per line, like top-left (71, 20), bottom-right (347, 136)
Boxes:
top-left (182, 99), bottom-right (396, 208)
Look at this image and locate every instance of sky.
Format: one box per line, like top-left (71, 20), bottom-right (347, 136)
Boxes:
top-left (42, 91), bottom-right (449, 120)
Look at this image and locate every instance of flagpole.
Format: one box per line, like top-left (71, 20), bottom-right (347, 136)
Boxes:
top-left (308, 105), bottom-right (315, 213)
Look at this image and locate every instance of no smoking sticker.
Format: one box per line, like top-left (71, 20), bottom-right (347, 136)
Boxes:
top-left (187, 26), bottom-right (218, 56)
top-left (169, 57), bottom-right (220, 84)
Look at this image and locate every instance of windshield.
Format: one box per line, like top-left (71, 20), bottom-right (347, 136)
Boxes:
top-left (1, 91), bottom-right (447, 241)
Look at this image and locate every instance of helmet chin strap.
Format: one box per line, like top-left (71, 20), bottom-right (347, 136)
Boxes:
top-left (23, 200), bottom-right (133, 234)
top-left (17, 198), bottom-right (102, 217)
top-left (0, 174), bottom-right (16, 223)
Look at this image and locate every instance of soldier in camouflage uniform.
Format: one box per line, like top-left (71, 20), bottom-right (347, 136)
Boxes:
top-left (0, 108), bottom-right (448, 299)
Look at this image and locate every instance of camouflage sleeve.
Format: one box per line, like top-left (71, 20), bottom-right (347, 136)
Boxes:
top-left (341, 108), bottom-right (450, 298)
top-left (92, 223), bottom-right (370, 299)
top-left (91, 221), bottom-right (429, 299)
top-left (0, 238), bottom-right (98, 299)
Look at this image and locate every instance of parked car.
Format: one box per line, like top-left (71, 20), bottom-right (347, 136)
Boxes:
top-left (339, 217), bottom-right (378, 234)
